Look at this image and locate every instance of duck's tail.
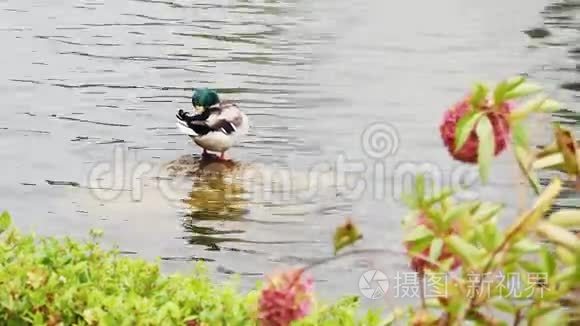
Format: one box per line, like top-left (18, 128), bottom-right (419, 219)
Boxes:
top-left (176, 110), bottom-right (199, 136)
top-left (176, 120), bottom-right (198, 136)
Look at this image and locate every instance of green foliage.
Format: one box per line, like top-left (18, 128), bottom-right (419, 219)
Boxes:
top-left (295, 297), bottom-right (385, 326)
top-left (0, 211), bottom-right (11, 234)
top-left (469, 82), bottom-right (488, 107)
top-left (493, 75), bottom-right (540, 104)
top-left (333, 77), bottom-right (578, 325)
top-left (392, 177), bottom-right (580, 325)
top-left (0, 216), bottom-right (380, 326)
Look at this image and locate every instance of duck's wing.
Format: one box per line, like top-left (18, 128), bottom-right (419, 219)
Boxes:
top-left (176, 109), bottom-right (209, 136)
top-left (205, 102), bottom-right (245, 134)
top-left (176, 107), bottom-right (237, 136)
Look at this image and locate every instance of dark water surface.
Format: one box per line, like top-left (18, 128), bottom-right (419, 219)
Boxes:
top-left (1, 0), bottom-right (577, 309)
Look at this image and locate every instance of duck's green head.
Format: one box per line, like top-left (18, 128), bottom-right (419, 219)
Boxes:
top-left (192, 88), bottom-right (220, 112)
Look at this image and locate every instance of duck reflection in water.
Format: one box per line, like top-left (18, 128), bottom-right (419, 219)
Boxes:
top-left (184, 164), bottom-right (248, 221)
top-left (167, 154), bottom-right (249, 250)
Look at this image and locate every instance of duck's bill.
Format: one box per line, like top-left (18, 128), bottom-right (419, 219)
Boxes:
top-left (194, 105), bottom-right (205, 114)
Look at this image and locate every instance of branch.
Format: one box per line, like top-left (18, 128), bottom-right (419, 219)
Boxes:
top-left (303, 248), bottom-right (402, 272)
top-left (513, 308), bottom-right (522, 326)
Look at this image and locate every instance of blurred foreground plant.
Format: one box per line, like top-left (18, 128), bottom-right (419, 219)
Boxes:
top-left (392, 175), bottom-right (579, 325)
top-left (320, 76), bottom-right (580, 325)
top-left (515, 123), bottom-right (580, 193)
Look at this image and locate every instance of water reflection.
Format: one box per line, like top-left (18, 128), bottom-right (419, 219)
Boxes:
top-left (181, 158), bottom-right (248, 221)
top-left (172, 155), bottom-right (313, 251)
top-left (165, 154), bottom-right (247, 250)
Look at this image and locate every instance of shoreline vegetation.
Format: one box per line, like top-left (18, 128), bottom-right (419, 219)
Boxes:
top-left (0, 212), bottom-right (382, 325)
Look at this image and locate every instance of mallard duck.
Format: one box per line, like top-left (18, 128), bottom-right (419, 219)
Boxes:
top-left (176, 88), bottom-right (249, 160)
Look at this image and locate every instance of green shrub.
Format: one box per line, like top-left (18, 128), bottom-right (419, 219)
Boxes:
top-left (0, 212), bottom-right (381, 326)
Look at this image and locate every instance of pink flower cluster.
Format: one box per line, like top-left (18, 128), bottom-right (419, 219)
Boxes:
top-left (258, 268), bottom-right (314, 326)
top-left (440, 97), bottom-right (513, 163)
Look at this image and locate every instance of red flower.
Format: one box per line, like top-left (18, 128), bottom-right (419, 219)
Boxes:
top-left (440, 98), bottom-right (513, 163)
top-left (258, 268), bottom-right (314, 326)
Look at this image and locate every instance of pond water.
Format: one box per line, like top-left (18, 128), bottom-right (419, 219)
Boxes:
top-left (0, 0), bottom-right (577, 309)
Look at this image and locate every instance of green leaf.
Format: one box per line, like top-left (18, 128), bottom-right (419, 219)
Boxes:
top-left (505, 178), bottom-right (561, 238)
top-left (404, 225), bottom-right (434, 242)
top-left (541, 247), bottom-right (556, 277)
top-left (512, 238), bottom-right (541, 253)
top-left (442, 202), bottom-right (472, 226)
top-left (403, 174), bottom-right (432, 209)
top-left (454, 111), bottom-right (484, 153)
top-left (509, 96), bottom-right (547, 121)
top-left (493, 80), bottom-right (509, 104)
top-left (415, 174), bottom-right (426, 206)
top-left (529, 307), bottom-right (568, 326)
top-left (478, 223), bottom-right (503, 251)
top-left (548, 209), bottom-right (580, 227)
top-left (489, 297), bottom-right (516, 314)
top-left (512, 121), bottom-right (528, 148)
top-left (504, 82), bottom-right (543, 100)
top-left (519, 260), bottom-right (544, 273)
top-left (470, 83), bottom-right (488, 107)
top-left (408, 235), bottom-right (435, 254)
top-left (572, 248), bottom-right (580, 284)
top-left (505, 76), bottom-right (526, 91)
top-left (538, 99), bottom-right (562, 112)
top-left (475, 116), bottom-right (495, 183)
top-left (536, 221), bottom-right (580, 251)
top-left (0, 211), bottom-right (11, 233)
top-left (474, 202), bottom-right (504, 223)
top-left (510, 96), bottom-right (561, 122)
top-left (532, 153), bottom-right (564, 170)
top-left (528, 306), bottom-right (557, 324)
top-left (427, 207), bottom-right (444, 230)
top-left (556, 246), bottom-right (575, 265)
top-left (445, 235), bottom-right (484, 267)
top-left (429, 238), bottom-right (443, 262)
top-left (423, 188), bottom-right (454, 208)
top-left (552, 266), bottom-right (576, 283)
